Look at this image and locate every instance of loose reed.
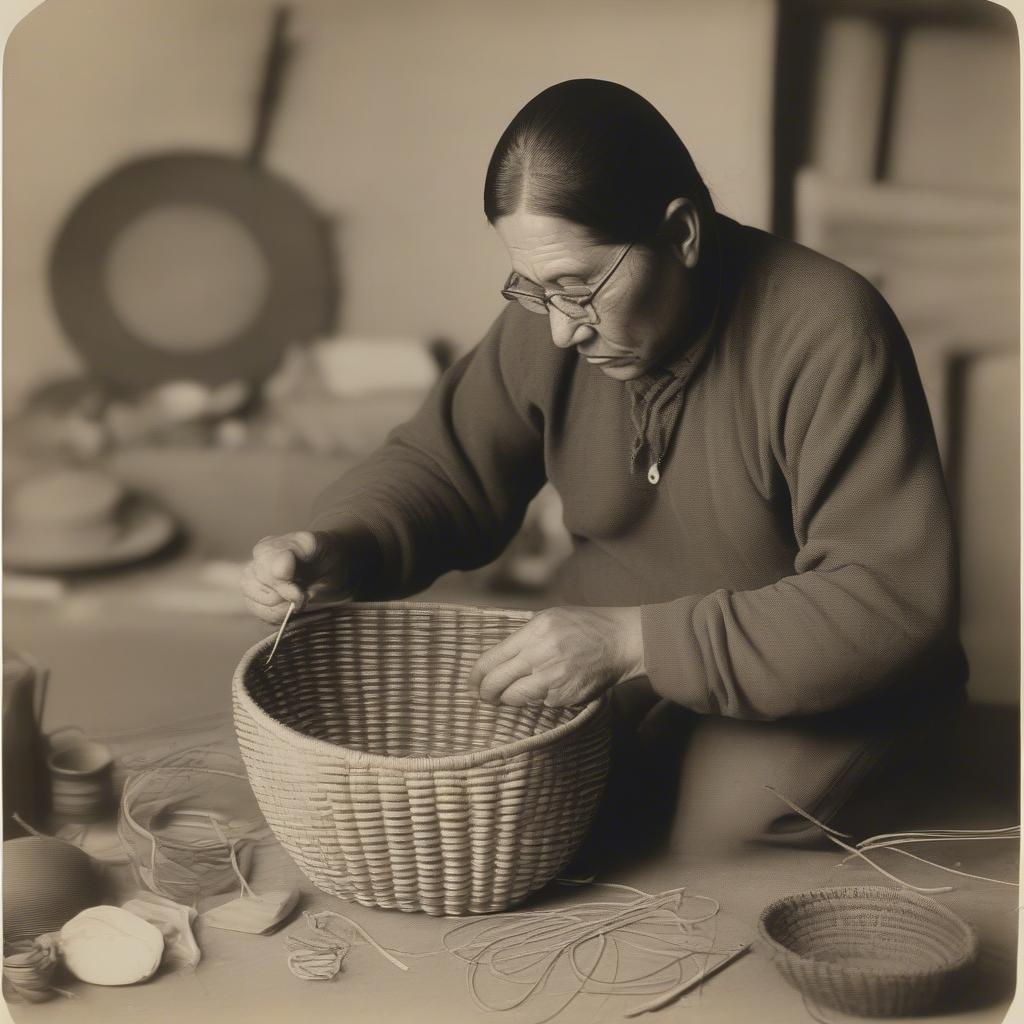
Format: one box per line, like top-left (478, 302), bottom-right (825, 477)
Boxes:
top-left (285, 912), bottom-right (352, 981)
top-left (439, 881), bottom-right (740, 1023)
top-left (117, 752), bottom-right (271, 904)
top-left (839, 824), bottom-right (1020, 887)
top-left (283, 909), bottom-right (407, 982)
top-left (764, 786), bottom-right (1019, 891)
top-left (275, 879), bottom-right (742, 1012)
top-left (2, 937), bottom-right (71, 1003)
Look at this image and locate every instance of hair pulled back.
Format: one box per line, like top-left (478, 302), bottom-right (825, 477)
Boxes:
top-left (484, 79), bottom-right (713, 244)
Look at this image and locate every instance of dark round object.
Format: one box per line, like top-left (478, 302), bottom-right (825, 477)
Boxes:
top-left (49, 152), bottom-right (335, 394)
top-left (2, 836), bottom-right (103, 940)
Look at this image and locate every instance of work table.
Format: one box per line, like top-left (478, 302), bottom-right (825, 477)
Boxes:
top-left (3, 565), bottom-right (1018, 1023)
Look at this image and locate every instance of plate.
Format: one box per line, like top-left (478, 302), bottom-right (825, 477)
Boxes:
top-left (4, 498), bottom-right (178, 574)
top-left (48, 153), bottom-right (335, 394)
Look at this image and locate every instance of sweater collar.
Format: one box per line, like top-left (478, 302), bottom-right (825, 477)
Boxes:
top-left (622, 215), bottom-right (730, 480)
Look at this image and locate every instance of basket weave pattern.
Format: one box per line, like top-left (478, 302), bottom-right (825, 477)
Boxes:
top-left (758, 886), bottom-right (978, 1016)
top-left (233, 602), bottom-right (611, 916)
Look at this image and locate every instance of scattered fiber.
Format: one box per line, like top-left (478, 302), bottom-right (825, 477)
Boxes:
top-left (117, 750), bottom-right (270, 904)
top-left (2, 936), bottom-right (68, 1003)
top-left (439, 881), bottom-right (742, 1023)
top-left (764, 786), bottom-right (1019, 891)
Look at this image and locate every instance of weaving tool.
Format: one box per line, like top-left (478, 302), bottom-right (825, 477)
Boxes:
top-left (623, 943), bottom-right (750, 1016)
top-left (266, 602), bottom-right (296, 665)
top-left (265, 599), bottom-right (349, 666)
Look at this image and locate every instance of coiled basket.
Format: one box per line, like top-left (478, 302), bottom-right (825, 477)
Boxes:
top-left (758, 885), bottom-right (978, 1016)
top-left (233, 602), bottom-right (611, 916)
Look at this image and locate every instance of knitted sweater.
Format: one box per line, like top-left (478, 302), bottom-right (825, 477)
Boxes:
top-left (311, 215), bottom-right (967, 720)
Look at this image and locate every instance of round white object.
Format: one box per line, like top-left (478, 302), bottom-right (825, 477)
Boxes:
top-left (151, 379), bottom-right (214, 422)
top-left (59, 905), bottom-right (164, 985)
top-left (1, 837), bottom-right (102, 941)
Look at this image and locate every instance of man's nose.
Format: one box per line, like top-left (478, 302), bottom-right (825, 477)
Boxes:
top-left (549, 309), bottom-right (595, 349)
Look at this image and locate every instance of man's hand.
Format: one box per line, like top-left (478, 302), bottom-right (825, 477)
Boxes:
top-left (240, 530), bottom-right (343, 624)
top-left (467, 606), bottom-right (645, 707)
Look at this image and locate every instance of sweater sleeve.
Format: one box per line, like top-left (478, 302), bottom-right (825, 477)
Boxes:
top-left (640, 297), bottom-right (965, 720)
top-left (309, 307), bottom-right (548, 598)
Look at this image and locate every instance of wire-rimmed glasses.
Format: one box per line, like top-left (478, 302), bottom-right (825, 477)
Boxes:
top-left (500, 243), bottom-right (633, 323)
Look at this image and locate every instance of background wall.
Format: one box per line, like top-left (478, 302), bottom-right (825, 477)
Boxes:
top-left (3, 0), bottom-right (775, 407)
top-left (3, 0), bottom-right (1019, 706)
top-left (783, 6), bottom-right (1019, 704)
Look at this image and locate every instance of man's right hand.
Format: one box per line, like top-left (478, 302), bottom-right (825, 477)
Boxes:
top-left (241, 530), bottom-right (344, 624)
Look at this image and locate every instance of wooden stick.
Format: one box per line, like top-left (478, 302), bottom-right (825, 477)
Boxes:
top-left (623, 944), bottom-right (751, 1016)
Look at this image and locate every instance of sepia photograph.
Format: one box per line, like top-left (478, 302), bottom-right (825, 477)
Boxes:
top-left (0, 0), bottom-right (1019, 1021)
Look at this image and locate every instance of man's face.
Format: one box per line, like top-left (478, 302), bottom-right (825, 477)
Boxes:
top-left (494, 209), bottom-right (698, 381)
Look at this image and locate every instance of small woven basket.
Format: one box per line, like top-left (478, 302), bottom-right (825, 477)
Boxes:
top-left (233, 601), bottom-right (611, 916)
top-left (758, 885), bottom-right (978, 1017)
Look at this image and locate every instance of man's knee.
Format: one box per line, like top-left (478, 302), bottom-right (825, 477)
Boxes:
top-left (641, 709), bottom-right (885, 856)
top-left (666, 783), bottom-right (829, 855)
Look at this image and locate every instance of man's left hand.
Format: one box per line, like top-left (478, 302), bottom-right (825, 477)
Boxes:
top-left (467, 606), bottom-right (645, 707)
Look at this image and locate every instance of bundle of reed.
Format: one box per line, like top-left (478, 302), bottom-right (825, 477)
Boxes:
top-left (2, 937), bottom-right (65, 1003)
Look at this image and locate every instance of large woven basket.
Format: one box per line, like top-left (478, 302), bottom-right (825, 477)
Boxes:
top-left (758, 885), bottom-right (978, 1016)
top-left (233, 601), bottom-right (611, 916)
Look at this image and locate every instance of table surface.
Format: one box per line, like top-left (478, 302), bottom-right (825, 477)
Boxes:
top-left (3, 561), bottom-right (1019, 1024)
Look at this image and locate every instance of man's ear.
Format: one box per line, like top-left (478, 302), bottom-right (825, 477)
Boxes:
top-left (662, 197), bottom-right (700, 269)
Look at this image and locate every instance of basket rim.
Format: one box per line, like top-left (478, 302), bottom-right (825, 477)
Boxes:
top-left (232, 600), bottom-right (608, 772)
top-left (757, 885), bottom-right (979, 981)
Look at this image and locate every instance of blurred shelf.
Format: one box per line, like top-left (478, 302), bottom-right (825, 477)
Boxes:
top-left (790, 0), bottom-right (1015, 28)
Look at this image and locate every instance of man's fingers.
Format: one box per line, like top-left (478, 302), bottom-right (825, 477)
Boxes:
top-left (251, 554), bottom-right (280, 588)
top-left (251, 552), bottom-right (302, 602)
top-left (467, 631), bottom-right (526, 690)
top-left (245, 595), bottom-right (294, 624)
top-left (252, 531), bottom-right (319, 563)
top-left (240, 568), bottom-right (283, 608)
top-left (282, 531), bottom-right (328, 574)
top-left (498, 674), bottom-right (554, 707)
top-left (513, 664), bottom-right (571, 706)
top-left (541, 681), bottom-right (575, 707)
top-left (477, 653), bottom-right (535, 704)
top-left (242, 574), bottom-right (306, 614)
top-left (289, 530), bottom-right (320, 559)
top-left (270, 549), bottom-right (297, 581)
top-left (244, 531), bottom-right (339, 625)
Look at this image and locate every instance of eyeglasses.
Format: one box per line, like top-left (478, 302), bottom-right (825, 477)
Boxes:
top-left (500, 243), bottom-right (633, 323)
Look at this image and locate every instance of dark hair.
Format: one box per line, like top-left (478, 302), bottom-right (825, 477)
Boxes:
top-left (484, 79), bottom-right (713, 244)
